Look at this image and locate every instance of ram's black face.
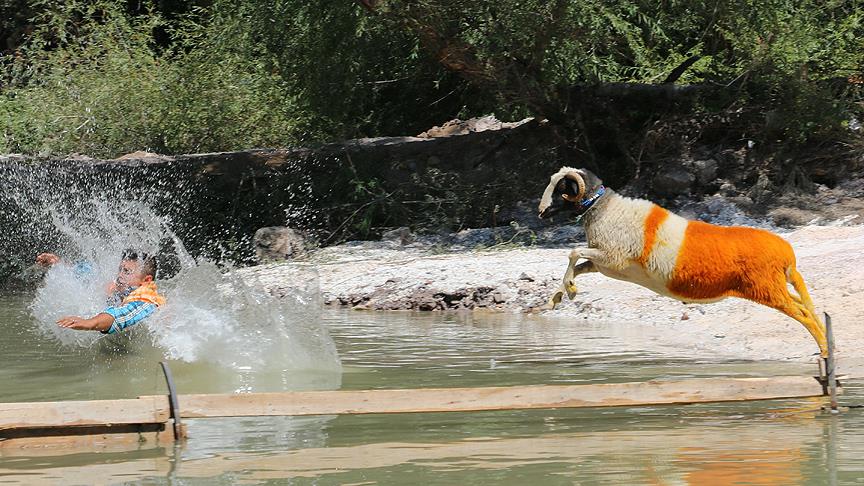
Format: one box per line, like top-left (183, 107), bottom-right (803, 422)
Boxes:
top-left (538, 178), bottom-right (582, 219)
top-left (538, 168), bottom-right (605, 220)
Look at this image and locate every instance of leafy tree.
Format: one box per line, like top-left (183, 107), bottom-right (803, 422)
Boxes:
top-left (1, 0), bottom-right (861, 173)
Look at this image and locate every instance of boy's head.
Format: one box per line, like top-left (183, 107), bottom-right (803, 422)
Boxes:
top-left (115, 249), bottom-right (158, 289)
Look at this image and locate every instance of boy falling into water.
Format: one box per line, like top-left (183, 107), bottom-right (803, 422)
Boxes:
top-left (37, 249), bottom-right (166, 334)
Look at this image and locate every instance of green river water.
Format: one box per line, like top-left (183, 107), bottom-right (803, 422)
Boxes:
top-left (1, 292), bottom-right (863, 485)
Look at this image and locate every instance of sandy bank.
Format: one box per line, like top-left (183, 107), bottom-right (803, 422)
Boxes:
top-left (243, 224), bottom-right (864, 370)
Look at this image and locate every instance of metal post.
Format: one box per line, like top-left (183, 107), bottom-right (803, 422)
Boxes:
top-left (824, 313), bottom-right (838, 413)
top-left (160, 361), bottom-right (184, 440)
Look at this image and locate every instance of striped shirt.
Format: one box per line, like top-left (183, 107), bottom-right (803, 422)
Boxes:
top-left (100, 281), bottom-right (165, 335)
top-left (101, 301), bottom-right (159, 334)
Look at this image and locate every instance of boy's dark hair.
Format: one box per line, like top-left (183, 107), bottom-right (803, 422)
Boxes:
top-left (121, 249), bottom-right (158, 278)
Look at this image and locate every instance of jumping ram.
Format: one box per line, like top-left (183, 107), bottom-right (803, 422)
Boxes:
top-left (538, 166), bottom-right (827, 357)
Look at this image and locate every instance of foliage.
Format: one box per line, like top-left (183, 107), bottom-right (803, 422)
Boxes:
top-left (372, 0), bottom-right (864, 135)
top-left (0, 0), bottom-right (862, 162)
top-left (0, 0), bottom-right (490, 157)
top-left (1, 1), bottom-right (314, 156)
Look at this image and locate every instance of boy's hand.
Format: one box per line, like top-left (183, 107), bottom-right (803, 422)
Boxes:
top-left (36, 253), bottom-right (61, 267)
top-left (57, 316), bottom-right (94, 330)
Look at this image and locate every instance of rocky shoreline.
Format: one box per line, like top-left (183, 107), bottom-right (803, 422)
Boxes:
top-left (242, 209), bottom-right (864, 368)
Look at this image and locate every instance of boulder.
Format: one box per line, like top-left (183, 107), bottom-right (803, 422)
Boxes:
top-left (653, 169), bottom-right (695, 197)
top-left (117, 151), bottom-right (162, 160)
top-left (381, 227), bottom-right (414, 246)
top-left (254, 226), bottom-right (308, 262)
top-left (416, 115), bottom-right (532, 138)
top-left (692, 159), bottom-right (718, 185)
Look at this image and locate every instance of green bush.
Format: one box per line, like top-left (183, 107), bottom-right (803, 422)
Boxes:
top-left (0, 0), bottom-right (314, 157)
top-left (1, 0), bottom-right (862, 157)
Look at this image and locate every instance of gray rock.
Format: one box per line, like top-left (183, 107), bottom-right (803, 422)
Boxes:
top-left (748, 172), bottom-right (772, 202)
top-left (496, 199), bottom-right (546, 230)
top-left (767, 207), bottom-right (820, 227)
top-left (416, 115), bottom-right (532, 138)
top-left (653, 169), bottom-right (695, 197)
top-left (693, 159), bottom-right (718, 185)
top-left (678, 196), bottom-right (772, 228)
top-left (0, 154), bottom-right (26, 163)
top-left (448, 227), bottom-right (516, 247)
top-left (254, 226), bottom-right (308, 262)
top-left (381, 227), bottom-right (414, 245)
top-left (718, 181), bottom-right (738, 196)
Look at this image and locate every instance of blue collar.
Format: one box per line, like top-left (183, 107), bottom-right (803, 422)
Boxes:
top-left (573, 186), bottom-right (605, 224)
top-left (581, 185), bottom-right (606, 210)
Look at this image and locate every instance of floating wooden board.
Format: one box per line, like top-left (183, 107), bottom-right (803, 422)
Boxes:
top-left (1, 375), bottom-right (834, 443)
top-left (0, 395), bottom-right (168, 430)
top-left (163, 376), bottom-right (830, 418)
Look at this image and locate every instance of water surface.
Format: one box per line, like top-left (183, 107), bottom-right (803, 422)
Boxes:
top-left (1, 294), bottom-right (862, 485)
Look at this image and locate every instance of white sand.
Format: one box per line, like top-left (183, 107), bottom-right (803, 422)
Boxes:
top-left (245, 224), bottom-right (864, 373)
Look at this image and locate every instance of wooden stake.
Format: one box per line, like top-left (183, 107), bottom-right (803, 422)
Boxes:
top-left (825, 312), bottom-right (839, 413)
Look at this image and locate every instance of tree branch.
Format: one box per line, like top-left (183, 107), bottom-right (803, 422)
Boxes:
top-left (663, 55), bottom-right (702, 84)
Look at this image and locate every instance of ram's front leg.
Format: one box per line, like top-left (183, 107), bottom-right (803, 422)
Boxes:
top-left (543, 249), bottom-right (596, 310)
top-left (577, 248), bottom-right (618, 269)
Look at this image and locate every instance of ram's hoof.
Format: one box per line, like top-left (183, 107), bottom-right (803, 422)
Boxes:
top-left (565, 281), bottom-right (578, 300)
top-left (540, 290), bottom-right (564, 311)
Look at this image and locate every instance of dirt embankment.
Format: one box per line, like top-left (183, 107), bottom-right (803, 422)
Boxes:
top-left (244, 222), bottom-right (864, 371)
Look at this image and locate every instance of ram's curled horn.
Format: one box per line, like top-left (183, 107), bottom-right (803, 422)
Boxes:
top-left (563, 171), bottom-right (586, 200)
top-left (538, 167), bottom-right (585, 217)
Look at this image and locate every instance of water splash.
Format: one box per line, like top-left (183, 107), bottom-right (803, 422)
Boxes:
top-left (154, 260), bottom-right (336, 373)
top-left (6, 165), bottom-right (340, 385)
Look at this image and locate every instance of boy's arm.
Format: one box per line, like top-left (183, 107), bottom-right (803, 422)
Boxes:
top-left (57, 302), bottom-right (158, 334)
top-left (57, 313), bottom-right (115, 331)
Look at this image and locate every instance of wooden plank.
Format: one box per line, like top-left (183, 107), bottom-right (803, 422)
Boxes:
top-left (0, 396), bottom-right (168, 431)
top-left (0, 375), bottom-right (832, 437)
top-left (156, 376), bottom-right (829, 418)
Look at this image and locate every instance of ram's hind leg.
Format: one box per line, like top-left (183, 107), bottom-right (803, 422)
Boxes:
top-left (786, 267), bottom-right (827, 357)
top-left (775, 300), bottom-right (828, 358)
top-left (788, 267), bottom-right (822, 326)
top-left (747, 267), bottom-right (827, 357)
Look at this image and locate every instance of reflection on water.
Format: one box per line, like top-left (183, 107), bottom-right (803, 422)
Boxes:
top-left (2, 302), bottom-right (864, 484)
top-left (2, 410), bottom-right (863, 485)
